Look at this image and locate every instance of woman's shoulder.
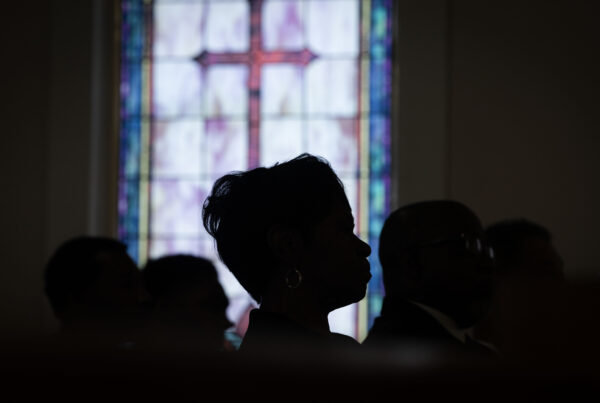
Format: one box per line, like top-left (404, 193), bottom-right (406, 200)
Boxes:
top-left (239, 309), bottom-right (361, 355)
top-left (329, 332), bottom-right (361, 347)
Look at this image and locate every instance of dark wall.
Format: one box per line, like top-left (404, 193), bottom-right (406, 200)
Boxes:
top-left (1, 0), bottom-right (117, 337)
top-left (1, 3), bottom-right (53, 335)
top-left (449, 0), bottom-right (600, 277)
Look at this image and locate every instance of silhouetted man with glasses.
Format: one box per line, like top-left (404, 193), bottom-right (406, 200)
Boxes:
top-left (363, 200), bottom-right (497, 358)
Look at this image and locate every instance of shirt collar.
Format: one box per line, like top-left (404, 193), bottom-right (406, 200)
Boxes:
top-left (408, 300), bottom-right (470, 343)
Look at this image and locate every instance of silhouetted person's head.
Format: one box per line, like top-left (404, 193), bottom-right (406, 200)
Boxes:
top-left (202, 153), bottom-right (371, 316)
top-left (485, 219), bottom-right (564, 281)
top-left (44, 236), bottom-right (147, 331)
top-left (142, 254), bottom-right (232, 350)
top-left (379, 200), bottom-right (494, 328)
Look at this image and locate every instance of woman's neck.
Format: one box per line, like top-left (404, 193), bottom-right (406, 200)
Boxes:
top-left (260, 291), bottom-right (331, 335)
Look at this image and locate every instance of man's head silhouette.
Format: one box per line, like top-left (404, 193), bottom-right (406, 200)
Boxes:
top-left (379, 200), bottom-right (494, 328)
top-left (44, 236), bottom-right (148, 331)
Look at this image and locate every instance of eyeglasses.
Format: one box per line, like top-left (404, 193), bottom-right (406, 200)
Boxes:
top-left (409, 233), bottom-right (495, 260)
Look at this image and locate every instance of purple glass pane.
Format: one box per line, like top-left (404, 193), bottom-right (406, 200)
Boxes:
top-left (261, 64), bottom-right (303, 117)
top-left (203, 65), bottom-right (248, 118)
top-left (307, 0), bottom-right (359, 56)
top-left (153, 3), bottom-right (205, 57)
top-left (262, 0), bottom-right (304, 51)
top-left (152, 120), bottom-right (203, 178)
top-left (259, 119), bottom-right (304, 167)
top-left (204, 119), bottom-right (248, 175)
top-left (153, 61), bottom-right (202, 118)
top-left (307, 119), bottom-right (358, 176)
top-left (150, 179), bottom-right (208, 237)
top-left (306, 59), bottom-right (358, 116)
top-left (205, 1), bottom-right (249, 52)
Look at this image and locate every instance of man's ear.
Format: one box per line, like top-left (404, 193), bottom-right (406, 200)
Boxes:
top-left (267, 224), bottom-right (303, 265)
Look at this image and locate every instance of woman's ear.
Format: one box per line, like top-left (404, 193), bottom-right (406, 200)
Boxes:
top-left (267, 224), bottom-right (303, 265)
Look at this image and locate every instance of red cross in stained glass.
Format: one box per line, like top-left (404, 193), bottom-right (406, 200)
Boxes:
top-left (195, 0), bottom-right (317, 169)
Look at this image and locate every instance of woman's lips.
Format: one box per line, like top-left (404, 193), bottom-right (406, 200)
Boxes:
top-left (363, 262), bottom-right (372, 282)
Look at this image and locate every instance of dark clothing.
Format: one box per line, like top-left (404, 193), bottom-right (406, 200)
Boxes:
top-left (363, 297), bottom-right (497, 358)
top-left (239, 309), bottom-right (360, 356)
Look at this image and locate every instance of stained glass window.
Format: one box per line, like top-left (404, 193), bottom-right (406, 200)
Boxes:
top-left (119, 0), bottom-right (392, 341)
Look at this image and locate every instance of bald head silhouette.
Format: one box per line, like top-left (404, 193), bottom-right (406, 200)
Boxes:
top-left (379, 200), bottom-right (494, 328)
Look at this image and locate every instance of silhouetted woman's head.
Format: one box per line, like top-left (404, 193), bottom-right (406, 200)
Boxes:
top-left (202, 154), bottom-right (371, 313)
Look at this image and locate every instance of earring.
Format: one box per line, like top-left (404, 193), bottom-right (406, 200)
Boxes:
top-left (285, 268), bottom-right (303, 289)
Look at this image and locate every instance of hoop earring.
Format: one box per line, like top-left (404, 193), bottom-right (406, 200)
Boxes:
top-left (285, 268), bottom-right (303, 289)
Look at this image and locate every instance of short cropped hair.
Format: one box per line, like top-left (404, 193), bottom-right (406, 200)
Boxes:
top-left (485, 218), bottom-right (551, 267)
top-left (202, 153), bottom-right (347, 303)
top-left (44, 236), bottom-right (128, 316)
top-left (378, 200), bottom-right (476, 295)
top-left (142, 254), bottom-right (218, 302)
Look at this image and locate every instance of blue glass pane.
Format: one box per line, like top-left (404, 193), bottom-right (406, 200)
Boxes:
top-left (120, 118), bottom-right (141, 178)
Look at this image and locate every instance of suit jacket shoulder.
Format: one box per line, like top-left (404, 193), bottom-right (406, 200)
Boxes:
top-left (363, 298), bottom-right (463, 349)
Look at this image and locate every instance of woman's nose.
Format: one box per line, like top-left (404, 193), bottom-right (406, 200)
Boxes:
top-left (357, 236), bottom-right (371, 257)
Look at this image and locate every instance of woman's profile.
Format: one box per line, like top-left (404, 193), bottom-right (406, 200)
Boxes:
top-left (202, 154), bottom-right (371, 355)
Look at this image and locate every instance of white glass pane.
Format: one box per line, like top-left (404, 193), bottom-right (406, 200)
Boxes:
top-left (307, 119), bottom-right (358, 176)
top-left (307, 0), bottom-right (359, 56)
top-left (261, 64), bottom-right (303, 116)
top-left (262, 0), bottom-right (305, 51)
top-left (260, 119), bottom-right (304, 167)
top-left (306, 59), bottom-right (358, 116)
top-left (206, 1), bottom-right (250, 52)
top-left (211, 247), bottom-right (257, 327)
top-left (154, 3), bottom-right (205, 58)
top-left (150, 180), bottom-right (208, 237)
top-left (148, 238), bottom-right (204, 259)
top-left (205, 119), bottom-right (248, 175)
top-left (340, 177), bottom-right (359, 228)
top-left (152, 120), bottom-right (203, 178)
top-left (203, 65), bottom-right (248, 118)
top-left (329, 303), bottom-right (357, 338)
top-left (227, 293), bottom-right (257, 336)
top-left (214, 260), bottom-right (250, 302)
top-left (153, 61), bottom-right (202, 118)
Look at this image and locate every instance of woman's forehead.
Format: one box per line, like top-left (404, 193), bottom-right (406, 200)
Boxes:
top-left (330, 197), bottom-right (353, 219)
